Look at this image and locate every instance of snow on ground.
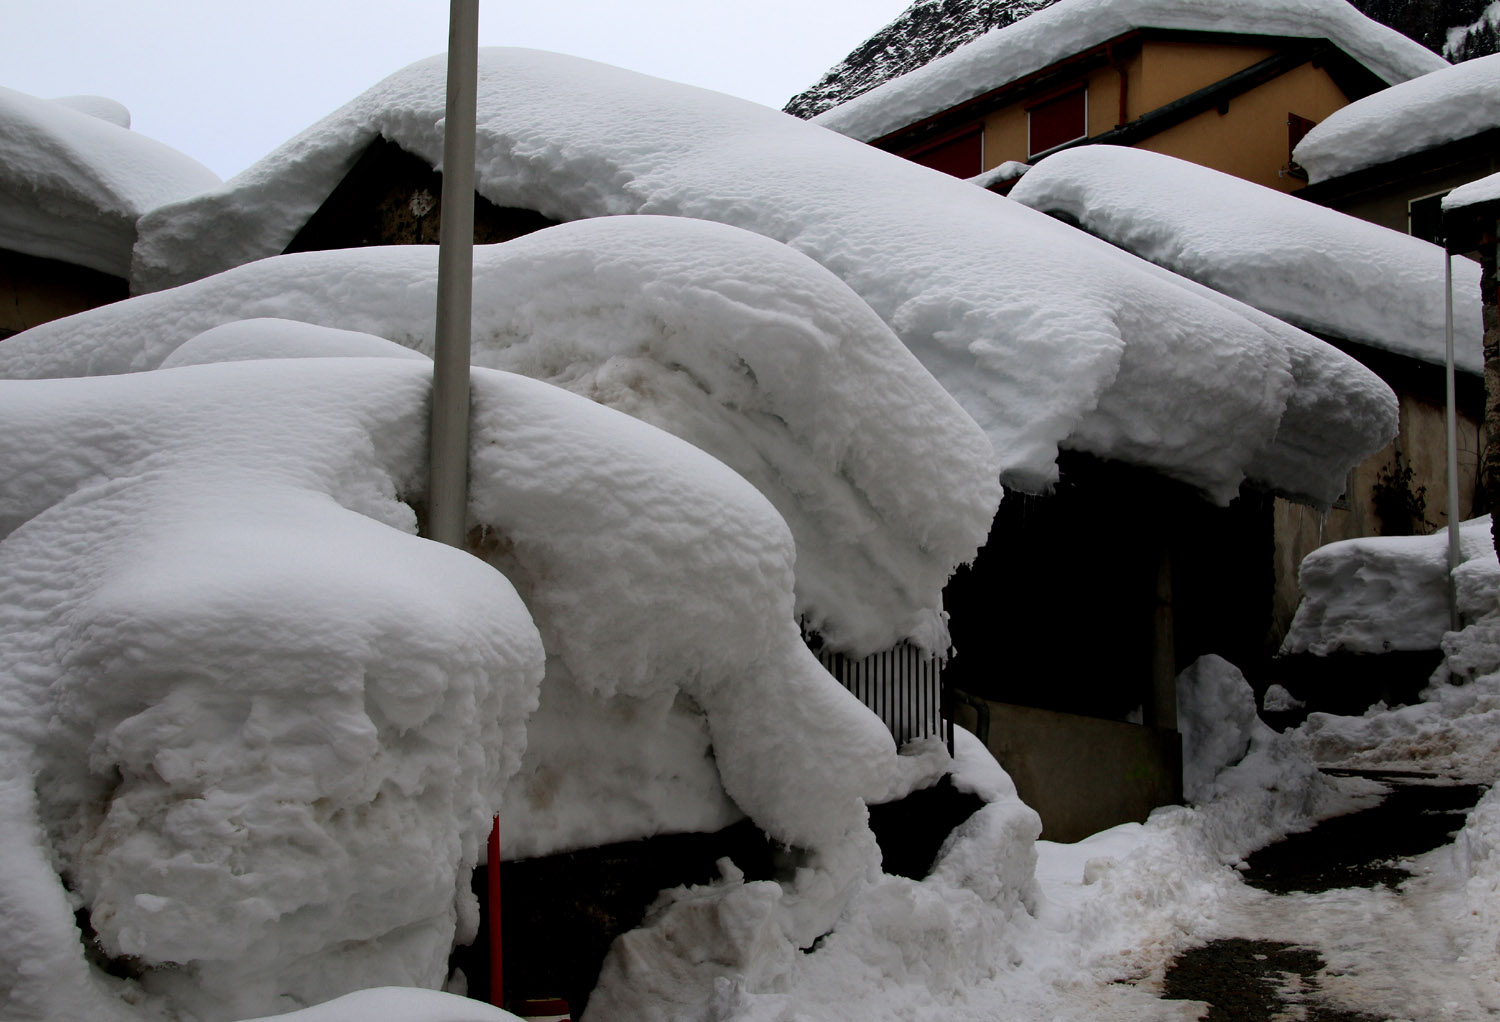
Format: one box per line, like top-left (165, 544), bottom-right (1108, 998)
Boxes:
top-left (811, 0), bottom-right (1444, 144)
top-left (1282, 516), bottom-right (1498, 656)
top-left (0, 85), bottom-right (219, 277)
top-left (1010, 144), bottom-right (1485, 372)
top-left (235, 988), bottom-right (518, 1022)
top-left (1296, 52), bottom-right (1500, 184)
top-left (0, 217), bottom-right (998, 660)
top-left (0, 339), bottom-right (924, 1021)
top-left (128, 48), bottom-right (1392, 503)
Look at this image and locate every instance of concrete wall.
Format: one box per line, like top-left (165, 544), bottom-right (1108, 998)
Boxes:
top-left (953, 698), bottom-right (1182, 843)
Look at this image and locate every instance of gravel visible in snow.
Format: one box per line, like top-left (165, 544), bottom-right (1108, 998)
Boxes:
top-left (128, 48), bottom-right (1392, 503)
top-left (812, 0), bottom-right (1445, 144)
top-left (1010, 145), bottom-right (1484, 372)
top-left (1282, 516), bottom-right (1499, 656)
top-left (0, 85), bottom-right (219, 277)
top-left (1295, 52), bottom-right (1500, 184)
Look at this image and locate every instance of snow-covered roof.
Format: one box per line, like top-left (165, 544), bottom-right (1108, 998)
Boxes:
top-left (3, 216), bottom-right (1000, 661)
top-left (1295, 52), bottom-right (1500, 184)
top-left (133, 48), bottom-right (1394, 507)
top-left (1010, 145), bottom-right (1484, 372)
top-left (1445, 169), bottom-right (1500, 212)
top-left (811, 0), bottom-right (1447, 144)
top-left (0, 85), bottom-right (220, 278)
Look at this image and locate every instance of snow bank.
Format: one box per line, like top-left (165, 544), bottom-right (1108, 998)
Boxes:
top-left (0, 347), bottom-right (904, 1020)
top-left (3, 217), bottom-right (999, 657)
top-left (235, 987), bottom-right (518, 1022)
top-left (1296, 53), bottom-right (1500, 184)
top-left (1445, 169), bottom-right (1500, 212)
top-left (129, 48), bottom-right (1391, 503)
top-left (0, 85), bottom-right (219, 277)
top-left (1282, 516), bottom-right (1498, 656)
top-left (812, 0), bottom-right (1445, 144)
top-left (1010, 145), bottom-right (1484, 372)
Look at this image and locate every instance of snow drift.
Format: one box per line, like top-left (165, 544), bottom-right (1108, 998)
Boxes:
top-left (1010, 145), bottom-right (1485, 373)
top-left (811, 0), bottom-right (1445, 144)
top-left (126, 48), bottom-right (1393, 503)
top-left (0, 348), bottom-right (906, 1020)
top-left (0, 85), bottom-right (219, 277)
top-left (1296, 52), bottom-right (1500, 184)
top-left (2, 216), bottom-right (1000, 658)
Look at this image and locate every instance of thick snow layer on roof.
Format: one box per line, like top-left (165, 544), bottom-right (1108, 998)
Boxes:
top-left (1281, 516), bottom-right (1498, 656)
top-left (0, 86), bottom-right (219, 277)
top-left (0, 348), bottom-right (903, 1019)
top-left (5, 217), bottom-right (1000, 659)
top-left (1445, 169), bottom-right (1500, 211)
top-left (134, 50), bottom-right (1392, 504)
top-left (1296, 53), bottom-right (1500, 183)
top-left (812, 0), bottom-right (1446, 143)
top-left (1010, 145), bottom-right (1484, 372)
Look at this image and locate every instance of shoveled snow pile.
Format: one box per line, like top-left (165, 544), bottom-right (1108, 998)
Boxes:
top-left (1010, 145), bottom-right (1484, 372)
top-left (1445, 169), bottom-right (1500, 211)
top-left (1295, 52), bottom-right (1500, 184)
top-left (130, 49), bottom-right (1393, 503)
top-left (811, 0), bottom-right (1445, 144)
top-left (0, 345), bottom-right (912, 1021)
top-left (2, 216), bottom-right (999, 659)
top-left (1282, 516), bottom-right (1499, 656)
top-left (0, 85), bottom-right (219, 277)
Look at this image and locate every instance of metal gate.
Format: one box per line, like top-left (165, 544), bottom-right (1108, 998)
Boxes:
top-left (812, 642), bottom-right (952, 752)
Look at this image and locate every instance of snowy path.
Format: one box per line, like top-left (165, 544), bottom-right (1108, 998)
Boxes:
top-left (1152, 777), bottom-right (1500, 1021)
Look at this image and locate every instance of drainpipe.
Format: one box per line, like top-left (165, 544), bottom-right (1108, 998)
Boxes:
top-left (428, 0), bottom-right (479, 550)
top-left (1445, 248), bottom-right (1462, 631)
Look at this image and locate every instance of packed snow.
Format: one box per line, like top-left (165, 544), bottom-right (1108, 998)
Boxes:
top-left (1446, 169), bottom-right (1500, 211)
top-left (1, 216), bottom-right (999, 659)
top-left (0, 85), bottom-right (219, 278)
top-left (129, 48), bottom-right (1393, 503)
top-left (1282, 515), bottom-right (1499, 656)
top-left (0, 339), bottom-right (924, 1020)
top-left (1010, 145), bottom-right (1485, 371)
top-left (1295, 52), bottom-right (1500, 184)
top-left (811, 0), bottom-right (1445, 144)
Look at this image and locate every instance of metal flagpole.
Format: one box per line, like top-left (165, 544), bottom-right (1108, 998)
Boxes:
top-left (428, 0), bottom-right (479, 550)
top-left (1446, 248), bottom-right (1461, 631)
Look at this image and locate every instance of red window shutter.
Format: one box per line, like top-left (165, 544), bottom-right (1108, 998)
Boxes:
top-left (1028, 88), bottom-right (1088, 157)
top-left (905, 127), bottom-right (984, 179)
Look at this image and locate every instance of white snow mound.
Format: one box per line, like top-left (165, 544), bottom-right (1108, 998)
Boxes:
top-left (1011, 145), bottom-right (1484, 372)
top-left (4, 217), bottom-right (1000, 657)
top-left (1296, 52), bottom-right (1500, 184)
top-left (1283, 516), bottom-right (1499, 656)
top-left (129, 49), bottom-right (1391, 503)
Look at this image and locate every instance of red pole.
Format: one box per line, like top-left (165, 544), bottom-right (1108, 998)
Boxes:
top-left (488, 815), bottom-right (502, 1009)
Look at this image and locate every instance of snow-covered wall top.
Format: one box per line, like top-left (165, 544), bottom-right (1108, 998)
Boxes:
top-left (133, 48), bottom-right (1394, 506)
top-left (1010, 145), bottom-right (1484, 372)
top-left (810, 0), bottom-right (1446, 144)
top-left (0, 86), bottom-right (219, 278)
top-left (1295, 52), bottom-right (1500, 183)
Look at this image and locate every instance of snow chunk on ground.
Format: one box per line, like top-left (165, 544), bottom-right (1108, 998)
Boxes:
top-left (129, 49), bottom-right (1389, 503)
top-left (1445, 169), bottom-right (1500, 212)
top-left (1010, 145), bottom-right (1484, 372)
top-left (1262, 683), bottom-right (1306, 712)
top-left (1296, 53), bottom-right (1500, 184)
top-left (4, 218), bottom-right (999, 656)
top-left (1282, 516), bottom-right (1498, 656)
top-left (0, 85), bottom-right (219, 277)
top-left (813, 0), bottom-right (1444, 144)
top-left (1177, 655), bottom-right (1262, 802)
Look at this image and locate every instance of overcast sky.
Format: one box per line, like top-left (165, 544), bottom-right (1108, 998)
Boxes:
top-left (5, 0), bottom-right (912, 180)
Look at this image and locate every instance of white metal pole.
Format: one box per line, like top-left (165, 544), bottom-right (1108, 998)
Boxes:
top-left (1446, 249), bottom-right (1462, 631)
top-left (428, 0), bottom-right (479, 548)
